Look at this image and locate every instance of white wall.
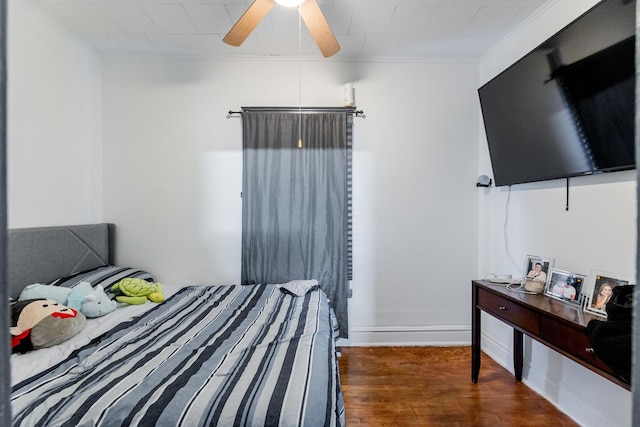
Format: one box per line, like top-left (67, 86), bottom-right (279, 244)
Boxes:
top-left (10, 0), bottom-right (636, 425)
top-left (8, 0), bottom-right (102, 228)
top-left (478, 1), bottom-right (634, 426)
top-left (101, 56), bottom-right (481, 345)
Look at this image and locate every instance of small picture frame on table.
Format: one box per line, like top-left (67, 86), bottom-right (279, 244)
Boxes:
top-left (584, 271), bottom-right (630, 317)
top-left (523, 255), bottom-right (554, 284)
top-left (544, 269), bottom-right (586, 306)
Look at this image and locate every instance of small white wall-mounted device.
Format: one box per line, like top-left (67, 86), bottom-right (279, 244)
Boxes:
top-left (344, 83), bottom-right (354, 107)
top-left (476, 175), bottom-right (492, 187)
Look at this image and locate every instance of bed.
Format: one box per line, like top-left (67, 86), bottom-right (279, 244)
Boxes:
top-left (9, 223), bottom-right (345, 426)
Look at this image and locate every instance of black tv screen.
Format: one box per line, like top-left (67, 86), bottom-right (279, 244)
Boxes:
top-left (479, 0), bottom-right (636, 187)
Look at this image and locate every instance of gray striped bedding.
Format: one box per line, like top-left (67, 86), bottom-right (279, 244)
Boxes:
top-left (11, 284), bottom-right (345, 426)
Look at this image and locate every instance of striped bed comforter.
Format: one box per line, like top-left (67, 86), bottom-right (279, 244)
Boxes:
top-left (12, 285), bottom-right (345, 427)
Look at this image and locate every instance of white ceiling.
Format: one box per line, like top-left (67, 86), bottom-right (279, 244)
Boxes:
top-left (24, 0), bottom-right (550, 59)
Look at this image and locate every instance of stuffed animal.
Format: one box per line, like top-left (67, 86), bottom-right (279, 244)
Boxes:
top-left (18, 282), bottom-right (116, 318)
top-left (66, 282), bottom-right (95, 310)
top-left (10, 299), bottom-right (85, 353)
top-left (19, 284), bottom-right (70, 305)
top-left (80, 285), bottom-right (117, 318)
top-left (111, 278), bottom-right (164, 305)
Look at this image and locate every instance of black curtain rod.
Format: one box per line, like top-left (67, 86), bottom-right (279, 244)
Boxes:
top-left (227, 107), bottom-right (365, 118)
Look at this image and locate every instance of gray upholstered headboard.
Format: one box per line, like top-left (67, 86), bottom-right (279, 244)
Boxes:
top-left (8, 223), bottom-right (115, 299)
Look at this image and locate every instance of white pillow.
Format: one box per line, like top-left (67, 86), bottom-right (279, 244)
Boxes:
top-left (278, 279), bottom-right (319, 296)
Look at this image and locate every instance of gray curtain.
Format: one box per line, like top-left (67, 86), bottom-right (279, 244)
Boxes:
top-left (241, 109), bottom-right (351, 338)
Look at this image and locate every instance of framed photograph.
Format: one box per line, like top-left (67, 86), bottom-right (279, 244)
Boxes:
top-left (523, 255), bottom-right (554, 285)
top-left (584, 270), bottom-right (631, 317)
top-left (544, 269), bottom-right (587, 306)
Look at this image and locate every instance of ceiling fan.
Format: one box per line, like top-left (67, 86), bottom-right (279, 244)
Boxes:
top-left (223, 0), bottom-right (341, 58)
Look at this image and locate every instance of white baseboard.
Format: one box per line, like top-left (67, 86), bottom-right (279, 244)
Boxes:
top-left (343, 324), bottom-right (471, 347)
top-left (475, 328), bottom-right (513, 372)
top-left (479, 330), bottom-right (630, 427)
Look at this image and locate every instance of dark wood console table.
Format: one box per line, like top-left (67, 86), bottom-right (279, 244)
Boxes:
top-left (472, 280), bottom-right (629, 390)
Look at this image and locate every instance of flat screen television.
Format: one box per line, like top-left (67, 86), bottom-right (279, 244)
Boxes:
top-left (478, 0), bottom-right (636, 187)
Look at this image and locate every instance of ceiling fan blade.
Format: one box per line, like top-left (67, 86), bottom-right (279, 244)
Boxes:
top-left (223, 0), bottom-right (275, 47)
top-left (299, 0), bottom-right (340, 58)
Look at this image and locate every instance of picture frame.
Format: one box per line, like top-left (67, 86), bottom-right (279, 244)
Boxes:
top-left (584, 270), bottom-right (631, 317)
top-left (523, 255), bottom-right (554, 285)
top-left (544, 269), bottom-right (587, 306)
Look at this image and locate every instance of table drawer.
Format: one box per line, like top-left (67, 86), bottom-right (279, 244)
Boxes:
top-left (477, 289), bottom-right (540, 335)
top-left (540, 317), bottom-right (615, 373)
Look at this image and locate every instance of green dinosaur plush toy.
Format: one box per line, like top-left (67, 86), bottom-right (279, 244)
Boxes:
top-left (111, 278), bottom-right (164, 305)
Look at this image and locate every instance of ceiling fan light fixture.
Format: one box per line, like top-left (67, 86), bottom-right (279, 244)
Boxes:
top-left (224, 0), bottom-right (339, 57)
top-left (275, 0), bottom-right (305, 7)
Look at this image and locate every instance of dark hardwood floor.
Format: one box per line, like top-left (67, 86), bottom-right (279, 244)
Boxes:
top-left (338, 346), bottom-right (578, 426)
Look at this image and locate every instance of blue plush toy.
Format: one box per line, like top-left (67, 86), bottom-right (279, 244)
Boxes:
top-left (80, 285), bottom-right (116, 318)
top-left (19, 284), bottom-right (70, 306)
top-left (65, 281), bottom-right (94, 310)
top-left (18, 282), bottom-right (116, 318)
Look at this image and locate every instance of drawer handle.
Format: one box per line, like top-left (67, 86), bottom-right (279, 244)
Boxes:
top-left (498, 306), bottom-right (507, 310)
top-left (585, 348), bottom-right (595, 354)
